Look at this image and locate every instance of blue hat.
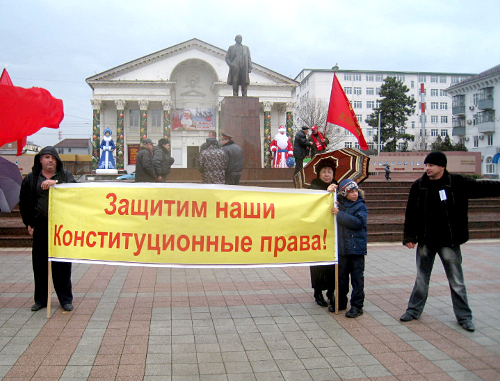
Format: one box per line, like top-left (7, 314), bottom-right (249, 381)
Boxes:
top-left (338, 179), bottom-right (358, 197)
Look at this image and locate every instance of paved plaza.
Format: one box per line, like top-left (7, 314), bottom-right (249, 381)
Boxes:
top-left (0, 240), bottom-right (499, 381)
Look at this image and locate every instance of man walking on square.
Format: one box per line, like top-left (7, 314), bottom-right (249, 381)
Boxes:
top-left (221, 132), bottom-right (243, 185)
top-left (400, 151), bottom-right (500, 332)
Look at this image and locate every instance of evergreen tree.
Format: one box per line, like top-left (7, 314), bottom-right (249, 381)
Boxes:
top-left (366, 76), bottom-right (416, 152)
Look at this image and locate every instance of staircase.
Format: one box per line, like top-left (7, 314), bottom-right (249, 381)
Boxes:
top-left (1, 177), bottom-right (499, 247)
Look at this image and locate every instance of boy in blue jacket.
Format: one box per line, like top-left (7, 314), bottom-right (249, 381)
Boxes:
top-left (332, 179), bottom-right (368, 318)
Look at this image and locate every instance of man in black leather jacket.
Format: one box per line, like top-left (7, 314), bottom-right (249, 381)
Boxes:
top-left (400, 151), bottom-right (500, 332)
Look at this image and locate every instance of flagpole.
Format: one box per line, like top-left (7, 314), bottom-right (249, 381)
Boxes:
top-left (377, 112), bottom-right (381, 155)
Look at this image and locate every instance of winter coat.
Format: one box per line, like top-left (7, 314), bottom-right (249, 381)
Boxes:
top-left (135, 146), bottom-right (156, 182)
top-left (293, 130), bottom-right (310, 159)
top-left (222, 140), bottom-right (243, 174)
top-left (336, 196), bottom-right (368, 256)
top-left (403, 171), bottom-right (500, 247)
top-left (19, 146), bottom-right (76, 228)
top-left (197, 145), bottom-right (228, 184)
top-left (152, 145), bottom-right (175, 178)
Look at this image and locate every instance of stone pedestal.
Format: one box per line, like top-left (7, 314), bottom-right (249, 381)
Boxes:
top-left (220, 97), bottom-right (261, 168)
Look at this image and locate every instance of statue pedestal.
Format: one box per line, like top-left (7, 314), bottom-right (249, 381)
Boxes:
top-left (220, 97), bottom-right (261, 168)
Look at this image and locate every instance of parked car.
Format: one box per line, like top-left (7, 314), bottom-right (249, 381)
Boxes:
top-left (117, 172), bottom-right (135, 180)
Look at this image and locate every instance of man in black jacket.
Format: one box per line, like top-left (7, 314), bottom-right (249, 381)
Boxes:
top-left (221, 132), bottom-right (243, 185)
top-left (293, 126), bottom-right (312, 175)
top-left (135, 138), bottom-right (156, 182)
top-left (19, 146), bottom-right (76, 312)
top-left (400, 151), bottom-right (500, 331)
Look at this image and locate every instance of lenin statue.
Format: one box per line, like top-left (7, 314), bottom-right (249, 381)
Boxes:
top-left (225, 35), bottom-right (252, 97)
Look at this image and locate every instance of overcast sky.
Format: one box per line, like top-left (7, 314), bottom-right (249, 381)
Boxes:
top-left (2, 0), bottom-right (499, 147)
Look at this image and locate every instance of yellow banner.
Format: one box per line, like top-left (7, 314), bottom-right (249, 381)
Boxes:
top-left (49, 183), bottom-right (337, 268)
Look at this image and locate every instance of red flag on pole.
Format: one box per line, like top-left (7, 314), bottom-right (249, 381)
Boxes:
top-left (325, 73), bottom-right (368, 151)
top-left (0, 69), bottom-right (64, 155)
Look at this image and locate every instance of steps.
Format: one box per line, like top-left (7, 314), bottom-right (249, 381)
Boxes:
top-left (1, 178), bottom-right (499, 247)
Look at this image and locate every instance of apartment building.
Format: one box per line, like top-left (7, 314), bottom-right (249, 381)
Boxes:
top-left (293, 68), bottom-right (474, 151)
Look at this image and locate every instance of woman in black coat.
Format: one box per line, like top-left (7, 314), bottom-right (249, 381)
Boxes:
top-left (309, 158), bottom-right (337, 310)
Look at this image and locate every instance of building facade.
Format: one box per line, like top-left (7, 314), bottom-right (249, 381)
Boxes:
top-left (86, 38), bottom-right (298, 173)
top-left (446, 64), bottom-right (500, 178)
top-left (293, 69), bottom-right (474, 151)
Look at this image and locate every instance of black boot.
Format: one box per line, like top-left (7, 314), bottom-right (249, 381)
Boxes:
top-left (313, 290), bottom-right (327, 307)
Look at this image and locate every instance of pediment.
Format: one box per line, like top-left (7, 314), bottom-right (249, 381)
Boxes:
top-left (86, 38), bottom-right (297, 88)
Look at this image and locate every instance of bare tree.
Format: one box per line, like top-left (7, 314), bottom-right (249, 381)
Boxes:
top-left (294, 98), bottom-right (345, 149)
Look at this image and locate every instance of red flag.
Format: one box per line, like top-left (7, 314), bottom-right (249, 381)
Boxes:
top-left (0, 69), bottom-right (63, 155)
top-left (325, 73), bottom-right (368, 151)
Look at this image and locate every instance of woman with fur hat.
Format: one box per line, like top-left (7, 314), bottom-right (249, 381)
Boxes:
top-left (332, 179), bottom-right (368, 318)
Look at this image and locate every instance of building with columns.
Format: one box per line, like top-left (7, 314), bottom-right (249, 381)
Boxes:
top-left (86, 38), bottom-right (298, 173)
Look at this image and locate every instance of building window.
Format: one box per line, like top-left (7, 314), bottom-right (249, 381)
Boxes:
top-left (344, 129), bottom-right (352, 136)
top-left (440, 89), bottom-right (447, 96)
top-left (399, 128), bottom-right (406, 134)
top-left (431, 75), bottom-right (438, 83)
top-left (376, 87), bottom-right (381, 95)
top-left (376, 100), bottom-right (381, 108)
top-left (353, 74), bottom-right (361, 81)
top-left (129, 109), bottom-right (140, 127)
top-left (419, 75), bottom-right (426, 83)
top-left (345, 141), bottom-right (352, 148)
top-left (344, 74), bottom-right (351, 81)
top-left (431, 116), bottom-right (438, 124)
top-left (451, 76), bottom-right (460, 84)
top-left (366, 87), bottom-right (374, 95)
top-left (367, 128), bottom-right (374, 137)
top-left (366, 74), bottom-right (374, 81)
top-left (344, 87), bottom-right (352, 94)
top-left (473, 136), bottom-right (479, 147)
top-left (366, 101), bottom-right (374, 109)
top-left (68, 148), bottom-right (72, 153)
top-left (441, 116), bottom-right (448, 124)
top-left (431, 89), bottom-right (439, 96)
top-left (431, 102), bottom-right (439, 110)
top-left (412, 121), bottom-right (415, 128)
top-left (354, 87), bottom-right (362, 95)
top-left (353, 101), bottom-right (362, 109)
top-left (356, 114), bottom-right (363, 123)
top-left (151, 109), bottom-right (162, 127)
top-left (411, 80), bottom-right (415, 88)
top-left (398, 143), bottom-right (406, 150)
top-left (440, 102), bottom-right (448, 110)
top-left (440, 76), bottom-right (447, 83)
top-left (487, 134), bottom-right (494, 146)
top-left (354, 142), bottom-right (360, 149)
top-left (397, 74), bottom-right (405, 82)
top-left (440, 129), bottom-right (447, 137)
top-left (431, 129), bottom-right (438, 136)
top-left (376, 74), bottom-right (384, 82)
top-left (485, 156), bottom-right (494, 174)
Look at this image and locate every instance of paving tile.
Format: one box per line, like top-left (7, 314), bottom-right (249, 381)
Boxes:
top-left (1, 240), bottom-right (500, 380)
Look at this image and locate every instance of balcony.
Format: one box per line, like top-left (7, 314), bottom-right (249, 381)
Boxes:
top-left (478, 98), bottom-right (494, 110)
top-left (452, 126), bottom-right (466, 136)
top-left (452, 105), bottom-right (465, 115)
top-left (477, 122), bottom-right (495, 134)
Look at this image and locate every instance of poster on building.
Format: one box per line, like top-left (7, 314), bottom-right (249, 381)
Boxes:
top-left (171, 108), bottom-right (215, 131)
top-left (48, 183), bottom-right (337, 268)
top-left (127, 144), bottom-right (139, 165)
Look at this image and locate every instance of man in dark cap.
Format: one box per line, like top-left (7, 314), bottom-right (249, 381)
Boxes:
top-left (221, 132), bottom-right (243, 185)
top-left (153, 138), bottom-right (175, 182)
top-left (293, 126), bottom-right (313, 175)
top-left (135, 138), bottom-right (156, 182)
top-left (19, 146), bottom-right (76, 312)
top-left (400, 151), bottom-right (500, 332)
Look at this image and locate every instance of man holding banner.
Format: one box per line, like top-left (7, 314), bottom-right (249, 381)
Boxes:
top-left (19, 146), bottom-right (76, 312)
